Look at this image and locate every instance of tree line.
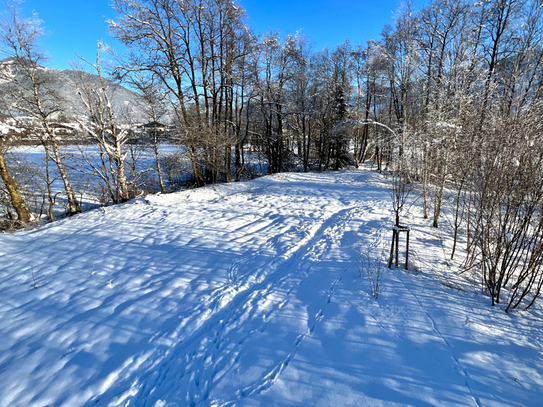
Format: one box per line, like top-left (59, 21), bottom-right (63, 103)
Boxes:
top-left (1, 0), bottom-right (542, 310)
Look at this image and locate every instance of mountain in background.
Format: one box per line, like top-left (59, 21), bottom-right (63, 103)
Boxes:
top-left (0, 58), bottom-right (147, 124)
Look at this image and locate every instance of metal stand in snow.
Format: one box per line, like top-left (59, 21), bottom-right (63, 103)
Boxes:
top-left (388, 225), bottom-right (410, 270)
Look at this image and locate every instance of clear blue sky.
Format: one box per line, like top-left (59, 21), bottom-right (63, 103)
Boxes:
top-left (14, 0), bottom-right (428, 70)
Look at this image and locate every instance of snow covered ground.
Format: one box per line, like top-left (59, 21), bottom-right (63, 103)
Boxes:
top-left (1, 168), bottom-right (542, 406)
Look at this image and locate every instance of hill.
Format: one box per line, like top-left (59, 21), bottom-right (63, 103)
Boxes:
top-left (0, 169), bottom-right (542, 406)
top-left (0, 58), bottom-right (145, 122)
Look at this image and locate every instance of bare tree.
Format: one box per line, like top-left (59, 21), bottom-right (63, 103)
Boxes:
top-left (74, 45), bottom-right (132, 203)
top-left (110, 0), bottom-right (251, 186)
top-left (131, 73), bottom-right (168, 193)
top-left (0, 1), bottom-right (80, 215)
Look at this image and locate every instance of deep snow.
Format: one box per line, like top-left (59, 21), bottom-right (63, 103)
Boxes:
top-left (0, 169), bottom-right (542, 406)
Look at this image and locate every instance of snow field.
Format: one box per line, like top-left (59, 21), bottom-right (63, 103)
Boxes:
top-left (0, 169), bottom-right (542, 406)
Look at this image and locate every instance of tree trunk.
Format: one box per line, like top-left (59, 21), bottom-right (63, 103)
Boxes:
top-left (115, 140), bottom-right (129, 202)
top-left (49, 141), bottom-right (81, 215)
top-left (432, 157), bottom-right (448, 228)
top-left (0, 148), bottom-right (31, 224)
top-left (154, 133), bottom-right (166, 193)
top-left (42, 143), bottom-right (55, 221)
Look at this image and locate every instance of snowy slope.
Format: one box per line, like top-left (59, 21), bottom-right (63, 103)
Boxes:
top-left (0, 58), bottom-right (145, 121)
top-left (0, 169), bottom-right (542, 407)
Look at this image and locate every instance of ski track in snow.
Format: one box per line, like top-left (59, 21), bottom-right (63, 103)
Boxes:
top-left (109, 205), bottom-right (364, 407)
top-left (79, 172), bottom-right (376, 407)
top-left (1, 169), bottom-right (543, 407)
top-left (396, 272), bottom-right (482, 407)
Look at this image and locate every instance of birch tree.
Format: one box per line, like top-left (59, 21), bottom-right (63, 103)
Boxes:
top-left (0, 1), bottom-right (80, 215)
top-left (74, 45), bottom-right (131, 203)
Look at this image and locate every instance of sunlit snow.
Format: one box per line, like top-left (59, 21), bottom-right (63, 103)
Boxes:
top-left (0, 169), bottom-right (542, 406)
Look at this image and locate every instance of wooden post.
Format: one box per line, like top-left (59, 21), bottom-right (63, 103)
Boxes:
top-left (395, 228), bottom-right (400, 267)
top-left (388, 229), bottom-right (396, 268)
top-left (405, 229), bottom-right (410, 270)
top-left (389, 226), bottom-right (411, 270)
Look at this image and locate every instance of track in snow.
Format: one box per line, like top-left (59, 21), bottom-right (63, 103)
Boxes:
top-left (94, 202), bottom-right (367, 407)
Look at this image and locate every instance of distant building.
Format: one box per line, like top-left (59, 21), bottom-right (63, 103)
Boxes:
top-left (139, 121), bottom-right (168, 134)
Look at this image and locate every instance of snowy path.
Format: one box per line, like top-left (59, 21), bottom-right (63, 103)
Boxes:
top-left (1, 169), bottom-right (542, 406)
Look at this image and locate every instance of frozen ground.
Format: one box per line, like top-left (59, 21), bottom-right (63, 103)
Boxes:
top-left (0, 168), bottom-right (542, 406)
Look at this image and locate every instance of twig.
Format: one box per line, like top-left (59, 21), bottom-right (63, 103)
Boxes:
top-left (31, 266), bottom-right (37, 289)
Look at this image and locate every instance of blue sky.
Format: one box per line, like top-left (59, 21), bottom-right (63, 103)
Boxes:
top-left (15, 0), bottom-right (428, 70)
